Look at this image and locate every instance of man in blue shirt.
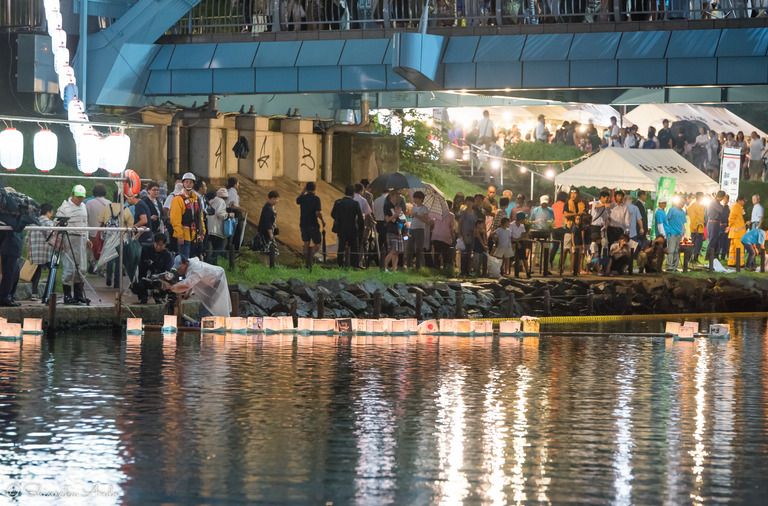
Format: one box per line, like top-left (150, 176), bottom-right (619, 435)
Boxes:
top-left (530, 195), bottom-right (555, 230)
top-left (654, 198), bottom-right (669, 239)
top-left (666, 197), bottom-right (687, 272)
top-left (740, 225), bottom-right (767, 270)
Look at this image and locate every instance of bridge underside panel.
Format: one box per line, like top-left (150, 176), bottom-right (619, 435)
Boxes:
top-left (87, 26), bottom-right (768, 109)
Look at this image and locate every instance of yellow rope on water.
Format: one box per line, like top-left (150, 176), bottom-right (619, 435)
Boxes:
top-left (471, 312), bottom-right (768, 325)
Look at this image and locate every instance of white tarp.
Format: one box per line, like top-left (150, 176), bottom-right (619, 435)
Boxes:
top-left (625, 104), bottom-right (768, 138)
top-left (555, 147), bottom-right (720, 194)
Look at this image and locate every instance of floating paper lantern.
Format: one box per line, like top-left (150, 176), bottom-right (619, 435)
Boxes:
top-left (0, 128), bottom-right (24, 170)
top-left (34, 129), bottom-right (58, 172)
top-left (103, 131), bottom-right (130, 174)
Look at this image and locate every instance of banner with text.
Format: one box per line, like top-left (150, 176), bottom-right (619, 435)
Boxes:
top-left (720, 147), bottom-right (741, 202)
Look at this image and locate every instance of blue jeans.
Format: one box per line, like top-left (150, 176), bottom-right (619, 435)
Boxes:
top-left (178, 240), bottom-right (191, 258)
top-left (705, 222), bottom-right (720, 259)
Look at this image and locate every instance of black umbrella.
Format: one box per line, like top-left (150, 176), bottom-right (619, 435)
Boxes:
top-left (369, 172), bottom-right (424, 194)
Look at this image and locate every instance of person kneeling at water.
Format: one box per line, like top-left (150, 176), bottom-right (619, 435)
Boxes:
top-left (162, 254), bottom-right (232, 318)
top-left (132, 233), bottom-right (174, 304)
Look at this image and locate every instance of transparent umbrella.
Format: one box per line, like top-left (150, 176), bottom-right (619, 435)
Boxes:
top-left (409, 183), bottom-right (450, 220)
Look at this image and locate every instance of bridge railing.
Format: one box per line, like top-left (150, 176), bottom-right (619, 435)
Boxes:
top-left (168, 0), bottom-right (766, 35)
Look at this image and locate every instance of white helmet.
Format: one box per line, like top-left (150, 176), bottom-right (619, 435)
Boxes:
top-left (182, 172), bottom-right (196, 182)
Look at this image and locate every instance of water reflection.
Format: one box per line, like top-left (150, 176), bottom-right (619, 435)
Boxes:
top-left (0, 321), bottom-right (766, 504)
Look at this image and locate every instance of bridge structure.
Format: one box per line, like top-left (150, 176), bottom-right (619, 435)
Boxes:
top-left (5, 0), bottom-right (768, 118)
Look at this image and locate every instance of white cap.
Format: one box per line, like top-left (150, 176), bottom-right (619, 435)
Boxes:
top-left (182, 172), bottom-right (196, 181)
top-left (72, 184), bottom-right (86, 197)
top-left (540, 195), bottom-right (550, 203)
top-left (658, 196), bottom-right (668, 204)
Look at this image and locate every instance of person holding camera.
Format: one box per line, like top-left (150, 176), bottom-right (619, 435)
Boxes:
top-left (132, 233), bottom-right (174, 304)
top-left (55, 185), bottom-right (92, 305)
top-left (163, 254), bottom-right (231, 318)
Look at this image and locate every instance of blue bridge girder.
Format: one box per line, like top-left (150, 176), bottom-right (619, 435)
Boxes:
top-left (80, 10), bottom-right (768, 112)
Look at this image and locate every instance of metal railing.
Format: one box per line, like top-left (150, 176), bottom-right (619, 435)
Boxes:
top-left (169, 0), bottom-right (768, 35)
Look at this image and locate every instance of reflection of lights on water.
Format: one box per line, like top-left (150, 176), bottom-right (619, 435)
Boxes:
top-left (482, 369), bottom-right (507, 505)
top-left (689, 339), bottom-right (709, 506)
top-left (435, 369), bottom-right (469, 504)
top-left (511, 365), bottom-right (532, 505)
top-left (612, 354), bottom-right (636, 506)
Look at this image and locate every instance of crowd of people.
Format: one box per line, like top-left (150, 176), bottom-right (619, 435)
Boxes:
top-left (18, 173), bottom-right (243, 307)
top-left (450, 111), bottom-right (768, 183)
top-left (260, 176), bottom-right (767, 278)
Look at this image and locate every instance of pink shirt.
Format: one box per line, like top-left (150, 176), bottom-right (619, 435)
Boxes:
top-left (431, 212), bottom-right (454, 243)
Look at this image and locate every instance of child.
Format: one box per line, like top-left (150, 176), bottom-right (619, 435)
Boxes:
top-left (492, 217), bottom-right (514, 276)
top-left (510, 211), bottom-right (530, 278)
top-left (472, 219), bottom-right (488, 275)
top-left (588, 233), bottom-right (611, 276)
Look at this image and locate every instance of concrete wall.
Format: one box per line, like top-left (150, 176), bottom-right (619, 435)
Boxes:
top-left (129, 111), bottom-right (171, 182)
top-left (189, 116), bottom-right (238, 180)
top-left (332, 132), bottom-right (399, 187)
top-left (281, 119), bottom-right (319, 183)
top-left (235, 116), bottom-right (283, 183)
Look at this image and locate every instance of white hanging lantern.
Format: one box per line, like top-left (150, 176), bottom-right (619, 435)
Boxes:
top-left (34, 129), bottom-right (58, 172)
top-left (0, 128), bottom-right (24, 170)
top-left (47, 10), bottom-right (62, 33)
top-left (103, 131), bottom-right (131, 174)
top-left (58, 65), bottom-right (76, 99)
top-left (76, 131), bottom-right (100, 175)
top-left (44, 0), bottom-right (61, 14)
top-left (68, 98), bottom-right (88, 135)
top-left (53, 44), bottom-right (69, 74)
top-left (50, 28), bottom-right (66, 50)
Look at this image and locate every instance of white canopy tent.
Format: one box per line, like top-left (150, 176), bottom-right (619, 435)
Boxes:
top-left (555, 148), bottom-right (720, 194)
top-left (443, 104), bottom-right (626, 129)
top-left (625, 104), bottom-right (767, 138)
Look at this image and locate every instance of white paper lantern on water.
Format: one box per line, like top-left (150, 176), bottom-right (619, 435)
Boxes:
top-left (0, 128), bottom-right (24, 170)
top-left (76, 131), bottom-right (100, 175)
top-left (34, 129), bottom-right (58, 172)
top-left (103, 132), bottom-right (131, 174)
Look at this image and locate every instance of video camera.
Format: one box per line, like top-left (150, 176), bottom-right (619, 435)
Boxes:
top-left (141, 269), bottom-right (180, 289)
top-left (55, 216), bottom-right (70, 225)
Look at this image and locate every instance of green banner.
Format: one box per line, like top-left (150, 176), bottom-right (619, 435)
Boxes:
top-left (652, 177), bottom-right (676, 239)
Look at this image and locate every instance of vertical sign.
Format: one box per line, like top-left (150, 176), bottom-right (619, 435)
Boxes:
top-left (653, 177), bottom-right (676, 240)
top-left (721, 147), bottom-right (741, 202)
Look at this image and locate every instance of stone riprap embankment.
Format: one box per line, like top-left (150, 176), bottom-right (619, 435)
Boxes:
top-left (235, 275), bottom-right (768, 319)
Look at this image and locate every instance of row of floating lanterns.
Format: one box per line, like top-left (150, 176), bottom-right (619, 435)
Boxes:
top-left (0, 0), bottom-right (131, 175)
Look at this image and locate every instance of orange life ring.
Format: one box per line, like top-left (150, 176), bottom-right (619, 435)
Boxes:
top-left (123, 169), bottom-right (141, 197)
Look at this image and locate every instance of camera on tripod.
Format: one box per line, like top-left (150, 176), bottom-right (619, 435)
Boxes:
top-left (141, 269), bottom-right (180, 290)
top-left (55, 216), bottom-right (70, 225)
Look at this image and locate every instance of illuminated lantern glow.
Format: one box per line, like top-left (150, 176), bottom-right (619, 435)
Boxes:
top-left (53, 44), bottom-right (69, 74)
top-left (0, 128), bottom-right (24, 170)
top-left (75, 131), bottom-right (100, 175)
top-left (67, 99), bottom-right (88, 135)
top-left (50, 28), bottom-right (66, 50)
top-left (104, 132), bottom-right (130, 175)
top-left (33, 129), bottom-right (58, 172)
top-left (58, 66), bottom-right (76, 99)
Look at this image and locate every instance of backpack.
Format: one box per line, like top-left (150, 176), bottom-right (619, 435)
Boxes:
top-left (102, 205), bottom-right (121, 240)
top-left (642, 139), bottom-right (655, 149)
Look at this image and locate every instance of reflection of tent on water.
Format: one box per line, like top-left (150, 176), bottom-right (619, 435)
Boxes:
top-left (555, 148), bottom-right (720, 194)
top-left (625, 104), bottom-right (768, 138)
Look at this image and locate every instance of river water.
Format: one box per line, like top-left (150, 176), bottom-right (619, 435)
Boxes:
top-left (0, 318), bottom-right (766, 504)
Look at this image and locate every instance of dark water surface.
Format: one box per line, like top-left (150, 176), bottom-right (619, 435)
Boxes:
top-left (1, 318), bottom-right (767, 504)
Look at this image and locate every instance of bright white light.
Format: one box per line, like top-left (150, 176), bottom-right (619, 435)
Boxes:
top-left (579, 125), bottom-right (587, 133)
top-left (702, 196), bottom-right (712, 207)
top-left (546, 169), bottom-right (555, 179)
top-left (0, 128), bottom-right (24, 170)
top-left (462, 151), bottom-right (469, 161)
top-left (503, 112), bottom-right (512, 122)
top-left (104, 131), bottom-right (130, 174)
top-left (491, 161), bottom-right (500, 169)
top-left (519, 166), bottom-right (527, 174)
top-left (34, 129), bottom-right (58, 172)
top-left (672, 195), bottom-right (681, 205)
top-left (426, 117), bottom-right (434, 127)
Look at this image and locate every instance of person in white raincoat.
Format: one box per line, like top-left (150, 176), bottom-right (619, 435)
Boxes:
top-left (164, 255), bottom-right (232, 317)
top-left (55, 185), bottom-right (92, 305)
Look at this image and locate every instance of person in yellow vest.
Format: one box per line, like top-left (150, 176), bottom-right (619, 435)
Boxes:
top-left (170, 172), bottom-right (206, 259)
top-left (686, 192), bottom-right (706, 263)
top-left (728, 195), bottom-right (747, 267)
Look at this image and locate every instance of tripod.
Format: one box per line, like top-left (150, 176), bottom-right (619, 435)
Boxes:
top-left (41, 226), bottom-right (96, 305)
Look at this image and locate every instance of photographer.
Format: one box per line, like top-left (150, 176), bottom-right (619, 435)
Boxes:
top-left (132, 233), bottom-right (174, 304)
top-left (163, 254), bottom-right (232, 318)
top-left (55, 185), bottom-right (92, 305)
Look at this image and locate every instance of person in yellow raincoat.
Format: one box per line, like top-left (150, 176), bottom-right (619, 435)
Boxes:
top-left (728, 195), bottom-right (747, 267)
